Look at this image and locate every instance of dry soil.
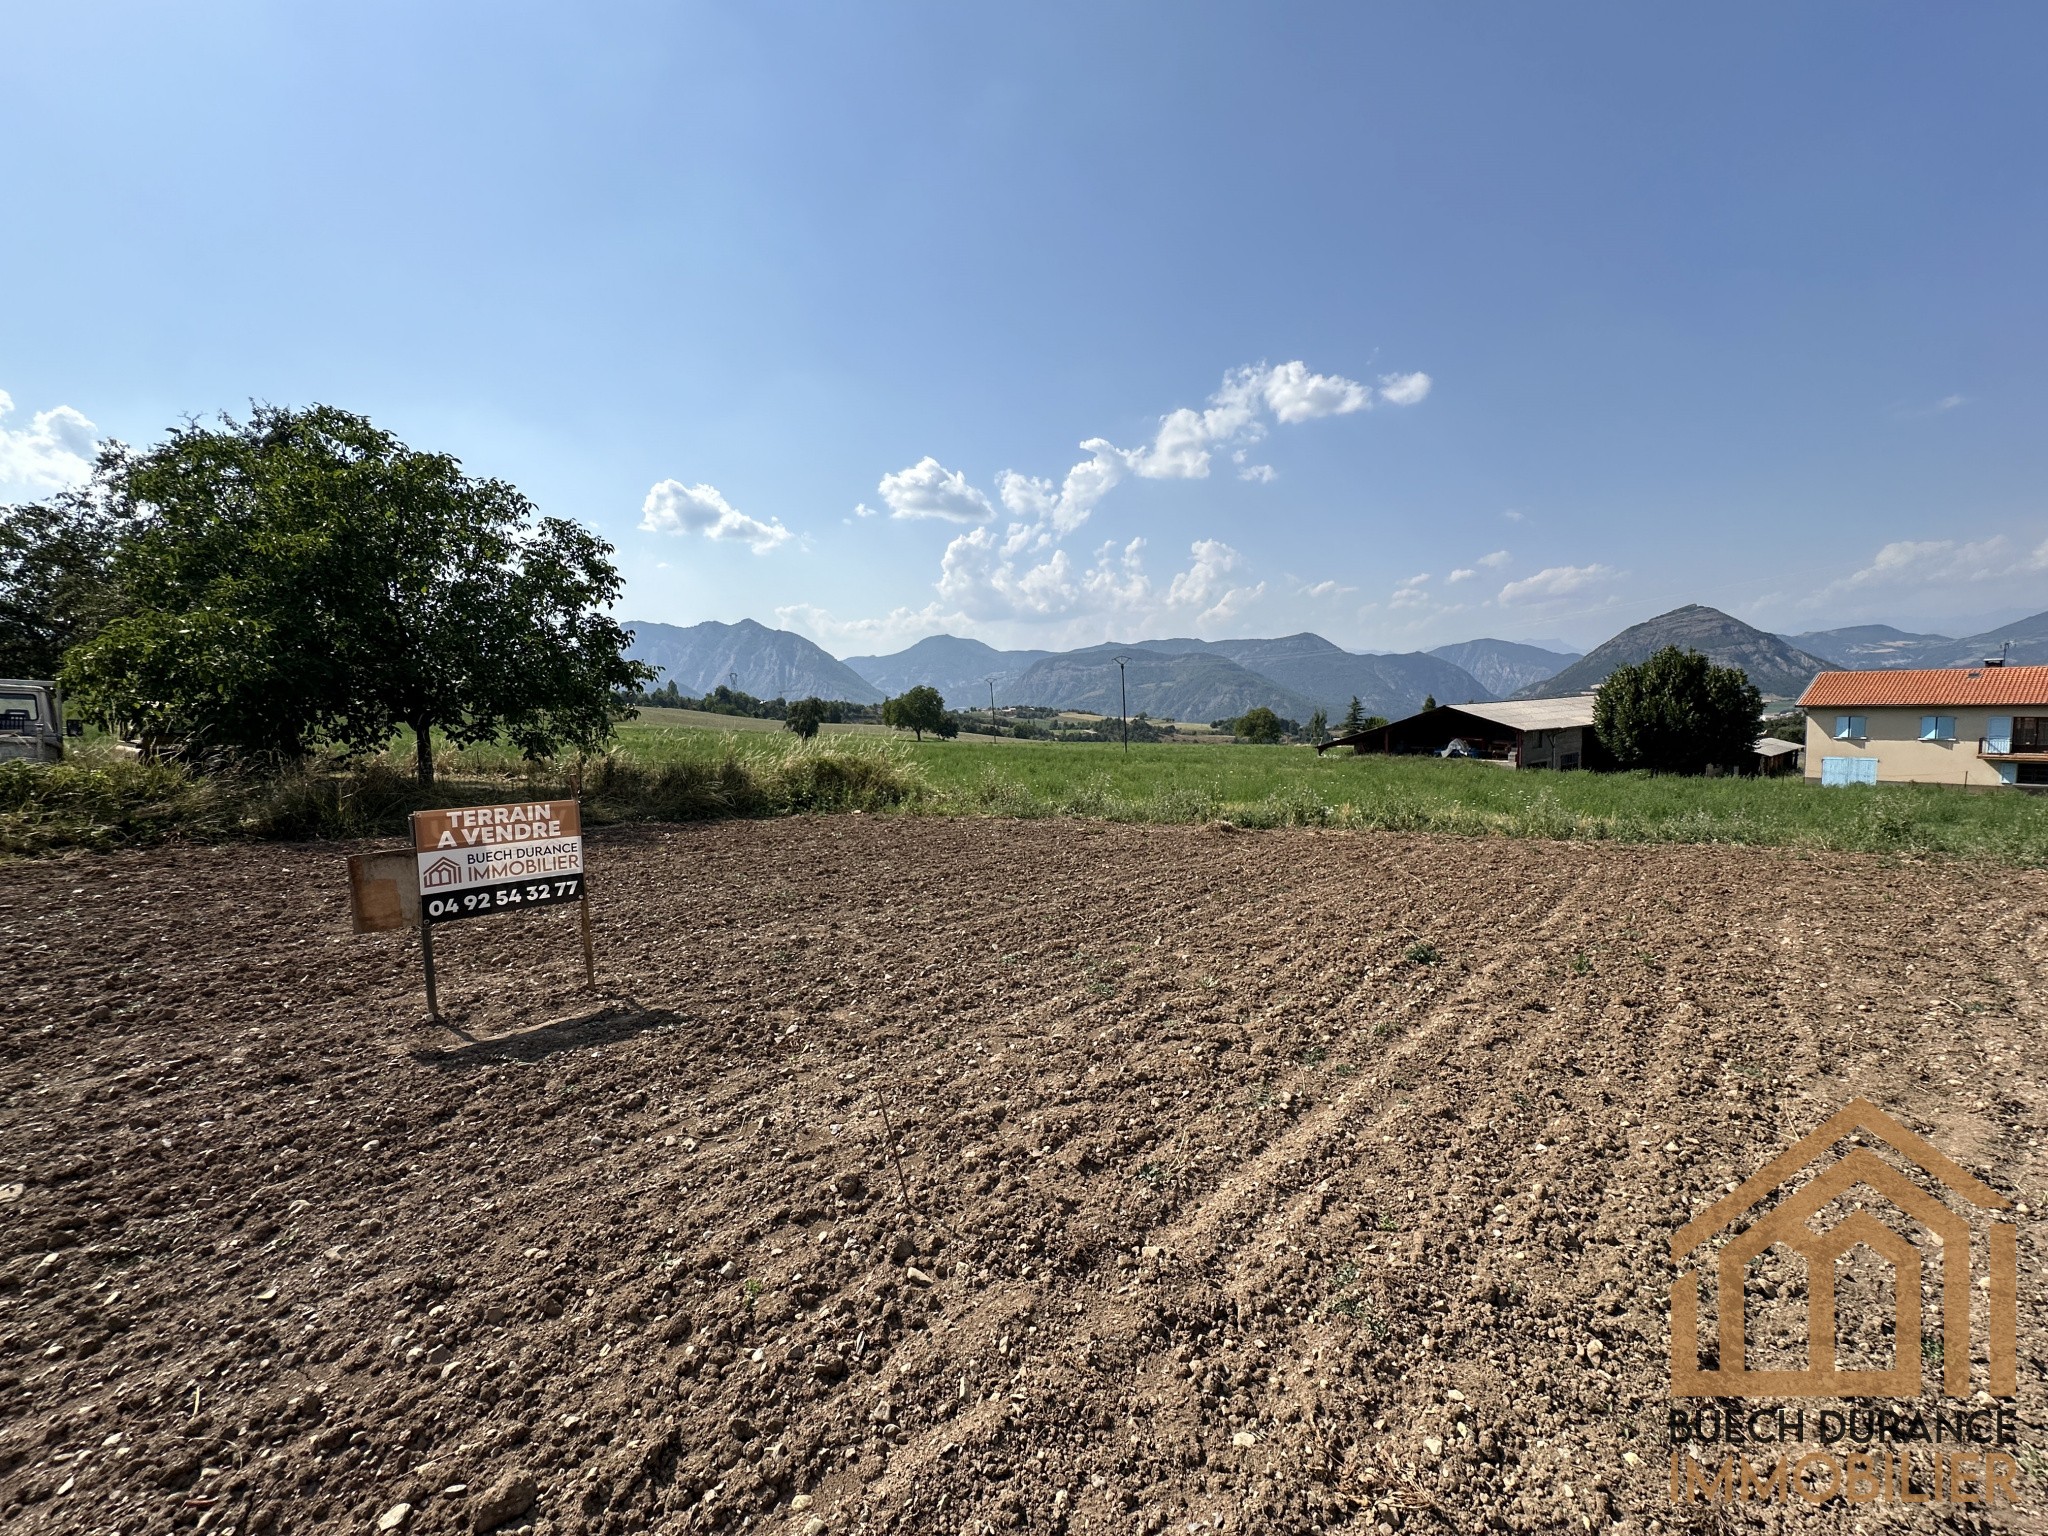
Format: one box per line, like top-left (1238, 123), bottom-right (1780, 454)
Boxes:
top-left (3, 819), bottom-right (2044, 1536)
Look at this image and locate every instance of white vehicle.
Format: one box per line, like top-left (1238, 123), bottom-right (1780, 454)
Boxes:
top-left (0, 680), bottom-right (69, 763)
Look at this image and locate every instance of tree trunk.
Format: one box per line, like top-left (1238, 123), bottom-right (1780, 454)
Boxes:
top-left (414, 719), bottom-right (435, 785)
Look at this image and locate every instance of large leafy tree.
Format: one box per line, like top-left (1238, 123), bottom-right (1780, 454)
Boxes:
top-left (881, 684), bottom-right (945, 741)
top-left (785, 697), bottom-right (826, 740)
top-left (1236, 706), bottom-right (1283, 743)
top-left (1593, 645), bottom-right (1763, 774)
top-left (0, 478), bottom-right (126, 678)
top-left (64, 405), bottom-right (652, 781)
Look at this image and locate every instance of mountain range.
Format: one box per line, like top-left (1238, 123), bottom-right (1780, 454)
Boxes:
top-left (1004, 644), bottom-right (1327, 723)
top-left (841, 635), bottom-right (1053, 705)
top-left (1426, 638), bottom-right (1582, 696)
top-left (1792, 610), bottom-right (2048, 670)
top-left (625, 619), bottom-right (884, 704)
top-left (1514, 605), bottom-right (1839, 701)
top-left (624, 603), bottom-right (2048, 725)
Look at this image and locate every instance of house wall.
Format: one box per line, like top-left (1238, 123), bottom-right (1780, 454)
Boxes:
top-left (1801, 706), bottom-right (2036, 786)
top-left (1518, 725), bottom-right (1585, 770)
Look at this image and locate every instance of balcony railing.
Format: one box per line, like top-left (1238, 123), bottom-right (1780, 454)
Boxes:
top-left (1979, 738), bottom-right (2048, 760)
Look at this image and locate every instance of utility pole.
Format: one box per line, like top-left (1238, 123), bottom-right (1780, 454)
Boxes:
top-left (1115, 655), bottom-right (1130, 755)
top-left (985, 675), bottom-right (997, 733)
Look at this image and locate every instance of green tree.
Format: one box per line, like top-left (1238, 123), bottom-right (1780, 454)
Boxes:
top-left (1593, 645), bottom-right (1763, 774)
top-left (1236, 706), bottom-right (1284, 743)
top-left (63, 404), bottom-right (651, 781)
top-left (881, 684), bottom-right (946, 740)
top-left (1340, 695), bottom-right (1366, 735)
top-left (0, 483), bottom-right (126, 678)
top-left (934, 712), bottom-right (960, 740)
top-left (786, 696), bottom-right (826, 740)
top-left (1307, 707), bottom-right (1329, 746)
top-left (1422, 694), bottom-right (1437, 712)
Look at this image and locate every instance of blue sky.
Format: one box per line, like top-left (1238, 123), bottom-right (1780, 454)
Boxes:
top-left (4, 3), bottom-right (2044, 655)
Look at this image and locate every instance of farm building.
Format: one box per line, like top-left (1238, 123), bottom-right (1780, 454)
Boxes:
top-left (1797, 663), bottom-right (2048, 788)
top-left (1316, 695), bottom-right (1607, 769)
top-left (1750, 737), bottom-right (1803, 776)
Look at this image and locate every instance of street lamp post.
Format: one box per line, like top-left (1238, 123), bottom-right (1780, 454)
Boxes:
top-left (1114, 655), bottom-right (1130, 755)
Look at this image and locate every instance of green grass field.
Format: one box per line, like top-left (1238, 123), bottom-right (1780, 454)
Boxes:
top-left (431, 722), bottom-right (2048, 864)
top-left (6, 721), bottom-right (2044, 865)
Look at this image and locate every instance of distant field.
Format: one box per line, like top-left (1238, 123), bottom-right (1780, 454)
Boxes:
top-left (614, 707), bottom-right (1232, 748)
top-left (10, 721), bottom-right (2045, 866)
top-left (567, 726), bottom-right (2048, 865)
top-left (624, 706), bottom-right (896, 737)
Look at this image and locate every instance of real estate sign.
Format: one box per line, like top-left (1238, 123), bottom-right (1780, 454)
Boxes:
top-left (410, 800), bottom-right (584, 925)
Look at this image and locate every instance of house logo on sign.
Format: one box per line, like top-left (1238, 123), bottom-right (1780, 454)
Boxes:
top-left (419, 856), bottom-right (464, 891)
top-left (1670, 1098), bottom-right (2018, 1399)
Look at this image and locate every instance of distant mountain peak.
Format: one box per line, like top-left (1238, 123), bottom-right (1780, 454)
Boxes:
top-left (1427, 637), bottom-right (1578, 697)
top-left (1514, 605), bottom-right (1834, 701)
top-left (623, 619), bottom-right (883, 703)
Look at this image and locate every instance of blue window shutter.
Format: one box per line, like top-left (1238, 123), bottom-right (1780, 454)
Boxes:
top-left (1987, 716), bottom-right (2013, 754)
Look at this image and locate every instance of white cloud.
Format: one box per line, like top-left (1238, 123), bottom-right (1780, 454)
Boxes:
top-left (1844, 537), bottom-right (2007, 588)
top-left (827, 357), bottom-right (1423, 641)
top-left (1502, 509), bottom-right (1525, 522)
top-left (1298, 578), bottom-right (1354, 599)
top-left (1449, 549), bottom-right (1509, 583)
top-left (0, 390), bottom-right (97, 491)
top-left (868, 357), bottom-right (1418, 544)
top-left (853, 502), bottom-right (878, 518)
top-left (1165, 539), bottom-right (1261, 619)
top-left (933, 527), bottom-right (1263, 630)
top-left (1257, 360), bottom-right (1375, 423)
top-left (639, 480), bottom-right (792, 553)
top-left (1377, 371), bottom-right (1432, 406)
top-left (776, 600), bottom-right (974, 653)
top-left (2031, 537), bottom-right (2048, 571)
top-left (994, 440), bottom-right (1125, 536)
top-left (1390, 573), bottom-right (1433, 610)
top-left (1812, 539), bottom-right (1989, 600)
top-left (874, 456), bottom-right (997, 523)
top-left (1896, 393), bottom-right (1967, 419)
top-left (1498, 564), bottom-right (1618, 604)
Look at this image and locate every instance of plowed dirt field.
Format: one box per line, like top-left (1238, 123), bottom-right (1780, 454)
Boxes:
top-left (3, 819), bottom-right (2044, 1536)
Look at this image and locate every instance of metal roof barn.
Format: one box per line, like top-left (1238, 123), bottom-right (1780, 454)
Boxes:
top-left (1317, 694), bottom-right (1607, 769)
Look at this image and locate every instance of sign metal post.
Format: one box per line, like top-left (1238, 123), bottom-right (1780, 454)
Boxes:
top-left (420, 919), bottom-right (441, 1018)
top-left (578, 887), bottom-right (596, 990)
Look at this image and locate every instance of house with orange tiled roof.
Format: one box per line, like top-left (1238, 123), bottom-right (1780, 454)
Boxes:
top-left (1797, 662), bottom-right (2048, 788)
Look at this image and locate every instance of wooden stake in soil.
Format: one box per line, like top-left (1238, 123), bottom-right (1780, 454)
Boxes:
top-left (874, 1087), bottom-right (914, 1209)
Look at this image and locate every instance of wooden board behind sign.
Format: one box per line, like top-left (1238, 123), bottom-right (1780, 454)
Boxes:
top-left (346, 849), bottom-right (422, 933)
